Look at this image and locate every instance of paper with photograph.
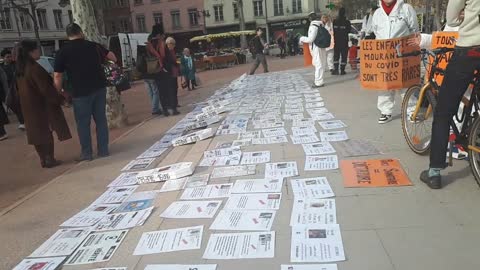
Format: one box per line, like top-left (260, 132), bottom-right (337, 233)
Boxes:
top-left (133, 226), bottom-right (203, 255)
top-left (290, 178), bottom-right (335, 199)
top-left (291, 224), bottom-right (345, 262)
top-left (180, 184), bottom-right (232, 200)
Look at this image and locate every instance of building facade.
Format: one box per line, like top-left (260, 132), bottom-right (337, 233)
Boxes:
top-left (0, 0), bottom-right (73, 55)
top-left (129, 0), bottom-right (205, 50)
top-left (102, 0), bottom-right (133, 36)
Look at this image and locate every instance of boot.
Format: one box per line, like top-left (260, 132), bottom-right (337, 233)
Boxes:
top-left (331, 63), bottom-right (339, 75)
top-left (340, 65), bottom-right (347, 75)
top-left (34, 145), bottom-right (47, 168)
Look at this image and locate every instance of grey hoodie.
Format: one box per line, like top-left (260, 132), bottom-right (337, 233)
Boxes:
top-left (447, 0), bottom-right (480, 47)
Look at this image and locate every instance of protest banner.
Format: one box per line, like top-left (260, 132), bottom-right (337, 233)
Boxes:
top-left (303, 43), bottom-right (312, 66)
top-left (360, 35), bottom-right (421, 90)
top-left (341, 159), bottom-right (412, 187)
top-left (427, 31), bottom-right (458, 86)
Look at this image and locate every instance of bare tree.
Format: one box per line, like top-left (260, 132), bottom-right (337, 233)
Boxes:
top-left (0, 0), bottom-right (45, 46)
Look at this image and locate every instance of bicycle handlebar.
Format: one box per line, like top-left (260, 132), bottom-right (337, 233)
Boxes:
top-left (397, 47), bottom-right (455, 58)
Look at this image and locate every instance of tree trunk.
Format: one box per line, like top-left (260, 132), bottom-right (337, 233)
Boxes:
top-left (237, 0), bottom-right (247, 49)
top-left (433, 0), bottom-right (443, 31)
top-left (70, 0), bottom-right (128, 129)
top-left (28, 0), bottom-right (41, 47)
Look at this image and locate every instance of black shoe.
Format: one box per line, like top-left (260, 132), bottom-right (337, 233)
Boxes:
top-left (172, 110), bottom-right (180, 115)
top-left (42, 158), bottom-right (62, 168)
top-left (311, 84), bottom-right (325, 88)
top-left (331, 70), bottom-right (339, 75)
top-left (152, 110), bottom-right (162, 115)
top-left (420, 170), bottom-right (442, 189)
top-left (75, 155), bottom-right (93, 163)
top-left (163, 111), bottom-right (170, 117)
top-left (340, 70), bottom-right (347, 75)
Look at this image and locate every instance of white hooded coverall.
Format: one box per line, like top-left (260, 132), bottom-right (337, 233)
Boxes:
top-left (300, 20), bottom-right (327, 86)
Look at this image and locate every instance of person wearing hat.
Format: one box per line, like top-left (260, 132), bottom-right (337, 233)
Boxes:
top-left (299, 12), bottom-right (328, 88)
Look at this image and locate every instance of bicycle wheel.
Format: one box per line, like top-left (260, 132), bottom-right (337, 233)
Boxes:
top-left (467, 116), bottom-right (480, 186)
top-left (401, 84), bottom-right (436, 155)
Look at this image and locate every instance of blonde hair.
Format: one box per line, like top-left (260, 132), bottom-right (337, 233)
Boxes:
top-left (166, 37), bottom-right (176, 44)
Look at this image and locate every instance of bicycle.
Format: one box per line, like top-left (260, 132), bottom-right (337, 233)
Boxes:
top-left (399, 47), bottom-right (480, 185)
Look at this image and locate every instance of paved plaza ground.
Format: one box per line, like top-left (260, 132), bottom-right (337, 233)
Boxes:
top-left (1, 55), bottom-right (480, 270)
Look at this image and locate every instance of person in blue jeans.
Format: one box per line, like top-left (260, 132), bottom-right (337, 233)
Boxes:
top-left (53, 23), bottom-right (117, 162)
top-left (144, 79), bottom-right (161, 114)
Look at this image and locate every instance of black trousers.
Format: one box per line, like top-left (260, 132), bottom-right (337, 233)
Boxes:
top-left (334, 45), bottom-right (348, 71)
top-left (155, 72), bottom-right (170, 112)
top-left (430, 46), bottom-right (480, 168)
top-left (171, 77), bottom-right (179, 108)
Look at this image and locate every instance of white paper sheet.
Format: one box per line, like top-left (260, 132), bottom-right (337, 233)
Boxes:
top-left (224, 193), bottom-right (282, 210)
top-left (262, 127), bottom-right (288, 137)
top-left (114, 191), bottom-right (158, 213)
top-left (180, 184), bottom-right (232, 200)
top-left (121, 158), bottom-right (156, 171)
top-left (12, 257), bottom-right (66, 270)
top-left (159, 178), bottom-right (188, 192)
top-left (203, 147), bottom-right (241, 158)
top-left (108, 172), bottom-right (140, 187)
top-left (232, 138), bottom-right (252, 148)
top-left (92, 186), bottom-right (139, 205)
top-left (240, 151), bottom-right (271, 164)
top-left (283, 113), bottom-right (306, 120)
top-left (292, 126), bottom-right (318, 136)
top-left (237, 131), bottom-right (262, 140)
top-left (291, 134), bottom-right (320, 144)
top-left (302, 142), bottom-right (336, 156)
top-left (252, 136), bottom-right (288, 145)
top-left (210, 210), bottom-right (276, 231)
top-left (265, 162), bottom-right (299, 179)
top-left (211, 165), bottom-right (256, 179)
top-left (203, 231), bottom-right (275, 259)
top-left (61, 204), bottom-right (119, 227)
top-left (319, 120), bottom-right (347, 130)
top-left (133, 226), bottom-right (203, 255)
top-left (30, 228), bottom-right (91, 257)
top-left (319, 131), bottom-right (349, 142)
top-left (291, 224), bottom-right (345, 262)
top-left (136, 162), bottom-right (195, 184)
top-left (93, 207), bottom-right (153, 231)
top-left (292, 118), bottom-right (316, 127)
top-left (290, 199), bottom-right (337, 226)
top-left (198, 154), bottom-right (242, 167)
top-left (304, 155), bottom-right (339, 171)
top-left (145, 265), bottom-right (217, 270)
top-left (290, 178), bottom-right (335, 199)
top-left (231, 178), bottom-right (283, 193)
top-left (66, 230), bottom-right (128, 265)
top-left (311, 113), bottom-right (335, 121)
top-left (306, 102), bottom-right (325, 108)
top-left (307, 107), bottom-right (329, 115)
top-left (281, 264), bottom-right (338, 270)
top-left (184, 174), bottom-right (210, 188)
top-left (160, 200), bottom-right (222, 218)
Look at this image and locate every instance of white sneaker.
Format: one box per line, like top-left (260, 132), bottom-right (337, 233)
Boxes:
top-left (0, 134), bottom-right (8, 141)
top-left (18, 124), bottom-right (25, 130)
top-left (378, 114), bottom-right (393, 124)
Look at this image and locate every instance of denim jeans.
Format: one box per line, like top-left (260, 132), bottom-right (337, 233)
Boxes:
top-left (144, 79), bottom-right (160, 113)
top-left (72, 88), bottom-right (109, 158)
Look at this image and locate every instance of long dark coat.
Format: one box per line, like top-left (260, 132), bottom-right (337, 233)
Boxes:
top-left (16, 61), bottom-right (71, 145)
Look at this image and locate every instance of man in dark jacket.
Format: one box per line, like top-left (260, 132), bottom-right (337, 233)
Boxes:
top-left (249, 27), bottom-right (269, 75)
top-left (1, 48), bottom-right (25, 130)
top-left (332, 7), bottom-right (351, 75)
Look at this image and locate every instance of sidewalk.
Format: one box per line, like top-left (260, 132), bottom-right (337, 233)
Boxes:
top-left (3, 59), bottom-right (480, 270)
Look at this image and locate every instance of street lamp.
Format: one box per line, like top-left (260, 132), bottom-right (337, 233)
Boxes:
top-left (197, 9), bottom-right (210, 34)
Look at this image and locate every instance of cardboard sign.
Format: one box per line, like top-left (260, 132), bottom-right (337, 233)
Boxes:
top-left (341, 159), bottom-right (412, 187)
top-left (428, 31), bottom-right (458, 86)
top-left (360, 35), bottom-right (421, 90)
top-left (303, 43), bottom-right (312, 66)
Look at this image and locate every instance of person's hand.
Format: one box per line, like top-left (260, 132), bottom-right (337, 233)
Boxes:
top-left (459, 10), bottom-right (465, 21)
top-left (407, 33), bottom-right (421, 49)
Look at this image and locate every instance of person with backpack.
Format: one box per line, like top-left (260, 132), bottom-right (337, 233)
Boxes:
top-left (299, 12), bottom-right (331, 88)
top-left (332, 8), bottom-right (352, 75)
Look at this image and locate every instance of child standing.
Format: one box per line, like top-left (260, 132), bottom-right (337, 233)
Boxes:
top-left (348, 38), bottom-right (359, 71)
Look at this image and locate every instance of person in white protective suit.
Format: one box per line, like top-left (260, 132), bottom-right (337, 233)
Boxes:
top-left (299, 12), bottom-right (328, 88)
top-left (371, 0), bottom-right (419, 124)
top-left (321, 14), bottom-right (335, 71)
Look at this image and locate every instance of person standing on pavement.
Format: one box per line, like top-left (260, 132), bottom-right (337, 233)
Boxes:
top-left (180, 48), bottom-right (197, 91)
top-left (277, 37), bottom-right (286, 58)
top-left (249, 27), bottom-right (269, 75)
top-left (360, 5), bottom-right (378, 40)
top-left (54, 23), bottom-right (117, 162)
top-left (0, 66), bottom-right (9, 140)
top-left (322, 14), bottom-right (335, 72)
top-left (165, 37), bottom-right (180, 114)
top-left (1, 48), bottom-right (25, 131)
top-left (371, 0), bottom-right (419, 124)
top-left (15, 40), bottom-right (71, 168)
top-left (420, 0), bottom-right (480, 189)
top-left (300, 12), bottom-right (328, 88)
top-left (332, 8), bottom-right (351, 75)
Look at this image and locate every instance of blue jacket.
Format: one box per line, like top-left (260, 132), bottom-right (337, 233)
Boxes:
top-left (180, 55), bottom-right (196, 80)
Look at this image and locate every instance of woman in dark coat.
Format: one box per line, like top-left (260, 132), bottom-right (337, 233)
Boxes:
top-left (15, 40), bottom-right (71, 168)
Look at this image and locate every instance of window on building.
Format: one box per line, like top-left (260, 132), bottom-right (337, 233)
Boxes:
top-left (0, 8), bottom-right (12, 30)
top-left (68, 10), bottom-right (73, 24)
top-left (134, 0), bottom-right (143, 5)
top-left (213, 5), bottom-right (224, 22)
top-left (36, 9), bottom-right (48, 30)
top-left (233, 3), bottom-right (239, 19)
top-left (153, 12), bottom-right (163, 25)
top-left (253, 0), bottom-right (263, 17)
top-left (136, 15), bottom-right (146, 32)
top-left (292, 0), bottom-right (302, 14)
top-left (171, 10), bottom-right (181, 28)
top-left (188, 9), bottom-right (198, 26)
top-left (274, 0), bottom-right (284, 16)
top-left (19, 10), bottom-right (32, 31)
top-left (53, 10), bottom-right (64, 29)
top-left (116, 0), bottom-right (127, 7)
top-left (119, 18), bottom-right (129, 32)
top-left (110, 21), bottom-right (117, 33)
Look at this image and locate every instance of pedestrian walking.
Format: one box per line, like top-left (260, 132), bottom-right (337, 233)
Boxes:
top-left (332, 8), bottom-right (351, 75)
top-left (165, 37), bottom-right (181, 114)
top-left (15, 40), bottom-right (71, 168)
top-left (371, 0), bottom-right (419, 124)
top-left (321, 14), bottom-right (335, 72)
top-left (361, 5), bottom-right (378, 40)
top-left (0, 67), bottom-right (9, 140)
top-left (249, 28), bottom-right (269, 75)
top-left (180, 48), bottom-right (197, 90)
top-left (300, 12), bottom-right (330, 88)
top-left (277, 37), bottom-right (286, 58)
top-left (1, 48), bottom-right (25, 130)
top-left (419, 0), bottom-right (480, 189)
top-left (54, 23), bottom-right (117, 161)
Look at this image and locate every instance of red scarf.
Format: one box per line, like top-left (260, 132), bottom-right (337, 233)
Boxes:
top-left (382, 0), bottom-right (397, 15)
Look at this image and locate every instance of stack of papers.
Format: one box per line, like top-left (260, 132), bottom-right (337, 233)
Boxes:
top-left (136, 162), bottom-right (194, 184)
top-left (172, 128), bottom-right (215, 146)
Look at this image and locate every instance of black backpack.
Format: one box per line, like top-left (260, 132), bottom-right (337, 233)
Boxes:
top-left (313, 24), bottom-right (331, 48)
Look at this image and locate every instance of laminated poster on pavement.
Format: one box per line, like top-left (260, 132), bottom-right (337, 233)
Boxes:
top-left (281, 265), bottom-right (338, 270)
top-left (224, 193), bottom-right (282, 210)
top-left (203, 146), bottom-right (241, 158)
top-left (158, 178), bottom-right (188, 193)
top-left (318, 120), bottom-right (347, 130)
top-left (232, 138), bottom-right (252, 148)
top-left (135, 162), bottom-right (195, 184)
top-left (92, 207), bottom-right (154, 231)
top-left (304, 155), bottom-right (339, 171)
top-left (291, 126), bottom-right (318, 136)
top-left (203, 231), bottom-right (275, 259)
top-left (291, 134), bottom-right (320, 145)
top-left (211, 165), bottom-right (256, 179)
top-left (108, 172), bottom-right (140, 187)
top-left (262, 127), bottom-right (288, 138)
top-left (291, 224), bottom-right (346, 263)
top-left (302, 142), bottom-right (336, 156)
top-left (319, 131), bottom-right (349, 142)
top-left (210, 209), bottom-right (276, 231)
top-left (265, 162), bottom-right (299, 179)
top-left (114, 190), bottom-right (158, 213)
top-left (133, 226), bottom-right (203, 255)
top-left (252, 136), bottom-right (289, 145)
top-left (240, 151), bottom-right (271, 165)
top-left (198, 154), bottom-right (242, 167)
top-left (184, 174), bottom-right (210, 188)
top-left (61, 204), bottom-right (119, 228)
top-left (12, 257), bottom-right (67, 270)
top-left (65, 230), bottom-right (129, 265)
top-left (292, 118), bottom-right (316, 127)
top-left (160, 200), bottom-right (222, 219)
top-left (306, 102), bottom-right (325, 109)
top-left (290, 198), bottom-right (337, 226)
top-left (231, 178), bottom-right (284, 194)
top-left (180, 184), bottom-right (233, 200)
top-left (92, 186), bottom-right (139, 205)
top-left (121, 158), bottom-right (156, 171)
top-left (290, 177), bottom-right (335, 199)
top-left (311, 113), bottom-right (336, 121)
top-left (144, 265), bottom-right (217, 270)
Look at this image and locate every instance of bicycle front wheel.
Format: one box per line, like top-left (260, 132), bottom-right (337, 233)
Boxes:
top-left (401, 84), bottom-right (436, 155)
top-left (467, 116), bottom-right (480, 186)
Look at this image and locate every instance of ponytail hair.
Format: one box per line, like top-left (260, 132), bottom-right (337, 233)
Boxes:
top-left (15, 40), bottom-right (38, 77)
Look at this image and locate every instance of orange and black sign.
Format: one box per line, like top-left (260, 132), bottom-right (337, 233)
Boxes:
top-left (341, 159), bottom-right (412, 187)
